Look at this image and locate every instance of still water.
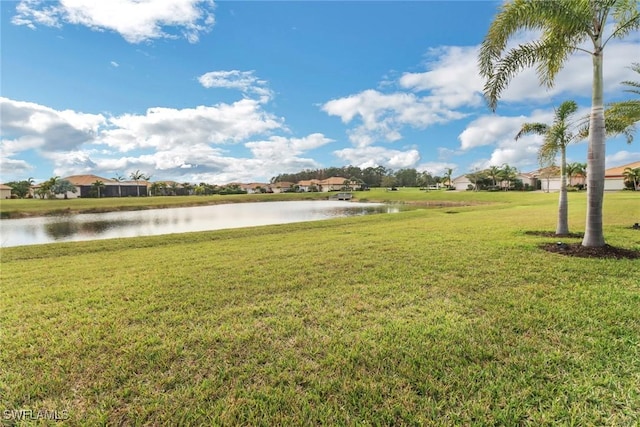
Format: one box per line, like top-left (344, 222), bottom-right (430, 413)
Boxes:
top-left (0, 201), bottom-right (399, 247)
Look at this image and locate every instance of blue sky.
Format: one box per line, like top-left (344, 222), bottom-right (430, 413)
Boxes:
top-left (1, 0), bottom-right (639, 184)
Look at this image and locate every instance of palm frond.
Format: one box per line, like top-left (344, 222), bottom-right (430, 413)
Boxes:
top-left (607, 0), bottom-right (640, 45)
top-left (478, 0), bottom-right (592, 111)
top-left (538, 140), bottom-right (559, 166)
top-left (484, 42), bottom-right (557, 111)
top-left (515, 122), bottom-right (548, 140)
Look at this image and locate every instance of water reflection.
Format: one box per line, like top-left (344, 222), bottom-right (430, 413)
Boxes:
top-left (1, 201), bottom-right (398, 247)
top-left (44, 219), bottom-right (146, 240)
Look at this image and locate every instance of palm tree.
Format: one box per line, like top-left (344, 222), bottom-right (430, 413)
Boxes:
top-left (487, 165), bottom-right (501, 188)
top-left (182, 182), bottom-right (193, 195)
top-left (604, 63), bottom-right (640, 142)
top-left (565, 162), bottom-right (578, 187)
top-left (442, 168), bottom-right (453, 188)
top-left (498, 164), bottom-right (518, 191)
top-left (92, 180), bottom-right (105, 198)
top-left (623, 167), bottom-right (640, 190)
top-left (479, 0), bottom-right (640, 247)
top-left (112, 174), bottom-right (125, 197)
top-left (129, 170), bottom-right (150, 197)
top-left (466, 169), bottom-right (487, 192)
top-left (516, 100), bottom-right (582, 235)
top-left (39, 176), bottom-right (60, 199)
top-left (149, 182), bottom-right (161, 196)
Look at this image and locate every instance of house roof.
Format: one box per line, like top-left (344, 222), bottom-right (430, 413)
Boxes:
top-left (451, 175), bottom-right (470, 183)
top-left (318, 176), bottom-right (352, 185)
top-left (62, 175), bottom-right (116, 185)
top-left (273, 181), bottom-right (295, 188)
top-left (0, 184), bottom-right (12, 190)
top-left (605, 161), bottom-right (640, 178)
top-left (297, 179), bottom-right (321, 186)
top-left (61, 175), bottom-right (149, 186)
top-left (239, 183), bottom-right (269, 189)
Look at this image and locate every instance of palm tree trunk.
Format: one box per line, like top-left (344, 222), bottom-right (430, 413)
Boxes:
top-left (556, 148), bottom-right (569, 235)
top-left (582, 49), bottom-right (606, 247)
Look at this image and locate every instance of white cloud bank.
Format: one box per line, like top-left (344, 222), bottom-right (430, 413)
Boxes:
top-left (0, 96), bottom-right (335, 183)
top-left (319, 23), bottom-right (639, 173)
top-left (11, 0), bottom-right (216, 43)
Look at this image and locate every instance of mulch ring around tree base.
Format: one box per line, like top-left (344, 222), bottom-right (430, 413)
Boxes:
top-left (524, 230), bottom-right (640, 258)
top-left (540, 242), bottom-right (640, 259)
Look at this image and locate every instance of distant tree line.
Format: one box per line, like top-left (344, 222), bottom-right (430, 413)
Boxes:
top-left (271, 166), bottom-right (452, 189)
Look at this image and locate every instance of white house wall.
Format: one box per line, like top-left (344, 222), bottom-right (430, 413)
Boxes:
top-left (604, 178), bottom-right (625, 191)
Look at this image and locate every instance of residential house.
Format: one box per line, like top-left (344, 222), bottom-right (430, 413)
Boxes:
top-left (451, 175), bottom-right (473, 191)
top-left (297, 179), bottom-right (322, 192)
top-left (151, 181), bottom-right (191, 196)
top-left (0, 184), bottom-right (12, 199)
top-left (530, 161), bottom-right (637, 192)
top-left (239, 183), bottom-right (271, 194)
top-left (515, 172), bottom-right (537, 190)
top-left (61, 175), bottom-right (148, 198)
top-left (271, 181), bottom-right (295, 193)
top-left (317, 176), bottom-right (358, 192)
top-left (528, 167), bottom-right (587, 192)
top-left (605, 161), bottom-right (640, 190)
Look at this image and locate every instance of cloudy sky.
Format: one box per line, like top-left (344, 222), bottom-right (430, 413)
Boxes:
top-left (1, 0), bottom-right (639, 184)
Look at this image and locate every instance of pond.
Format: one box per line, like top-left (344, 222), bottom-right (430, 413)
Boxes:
top-left (0, 201), bottom-right (399, 247)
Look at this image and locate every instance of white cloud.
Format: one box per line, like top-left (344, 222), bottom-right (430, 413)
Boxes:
top-left (397, 33), bottom-right (639, 115)
top-left (11, 0), bottom-right (216, 44)
top-left (606, 151), bottom-right (640, 168)
top-left (198, 70), bottom-right (273, 103)
top-left (333, 146), bottom-right (421, 170)
top-left (458, 114), bottom-right (533, 151)
top-left (458, 103), bottom-right (594, 172)
top-left (0, 158), bottom-right (34, 177)
top-left (400, 46), bottom-right (484, 109)
top-left (101, 99), bottom-right (284, 152)
top-left (110, 61), bottom-right (119, 67)
top-left (322, 89), bottom-right (465, 147)
top-left (0, 97), bottom-right (106, 152)
top-left (0, 96), bottom-right (297, 182)
top-left (246, 133), bottom-right (333, 160)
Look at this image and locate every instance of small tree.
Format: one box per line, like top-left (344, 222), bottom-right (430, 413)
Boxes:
top-left (381, 175), bottom-right (397, 189)
top-left (466, 169), bottom-right (488, 192)
top-left (92, 180), bottom-right (105, 198)
top-left (498, 164), bottom-right (518, 191)
top-left (623, 167), bottom-right (640, 191)
top-left (487, 166), bottom-right (501, 188)
top-left (52, 179), bottom-right (77, 199)
top-left (129, 170), bottom-right (150, 197)
top-left (6, 178), bottom-right (34, 198)
top-left (442, 168), bottom-right (453, 188)
top-left (112, 174), bottom-right (125, 197)
top-left (516, 100), bottom-right (583, 235)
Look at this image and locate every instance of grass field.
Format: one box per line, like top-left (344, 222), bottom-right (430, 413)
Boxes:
top-left (1, 190), bottom-right (639, 425)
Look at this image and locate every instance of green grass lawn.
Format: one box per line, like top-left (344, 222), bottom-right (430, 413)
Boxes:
top-left (1, 191), bottom-right (639, 425)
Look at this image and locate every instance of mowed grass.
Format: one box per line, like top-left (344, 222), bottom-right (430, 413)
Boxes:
top-left (1, 191), bottom-right (639, 425)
